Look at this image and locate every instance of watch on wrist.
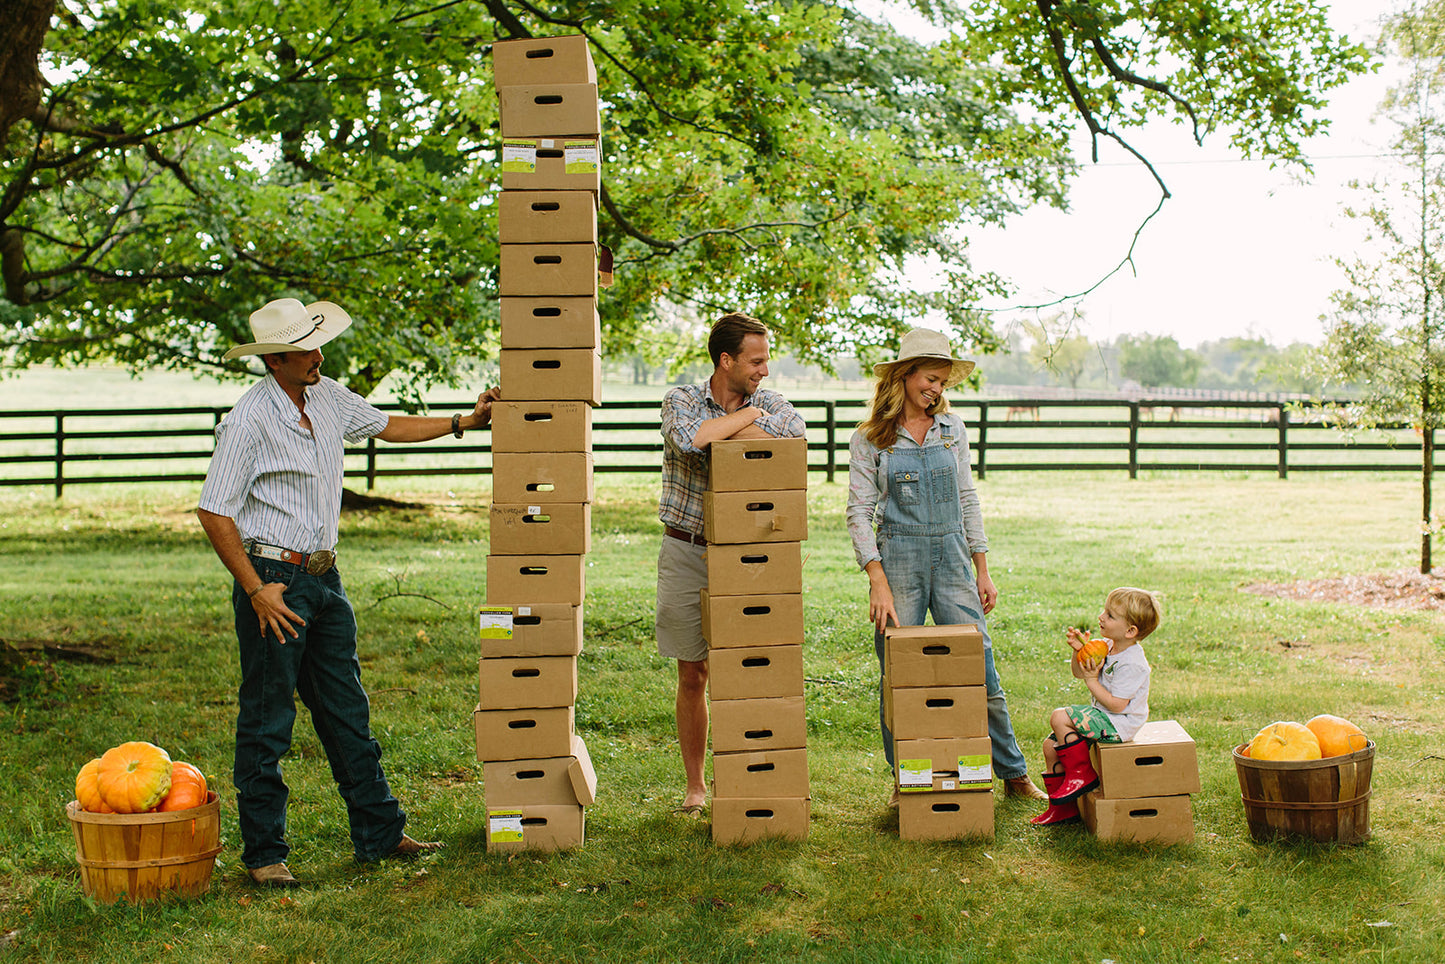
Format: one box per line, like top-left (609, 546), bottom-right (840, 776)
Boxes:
top-left (451, 413), bottom-right (464, 438)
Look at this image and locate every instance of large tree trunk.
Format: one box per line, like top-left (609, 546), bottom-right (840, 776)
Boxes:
top-left (0, 0), bottom-right (54, 141)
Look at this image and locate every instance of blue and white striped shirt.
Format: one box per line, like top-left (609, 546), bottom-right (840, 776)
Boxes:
top-left (198, 374), bottom-right (389, 552)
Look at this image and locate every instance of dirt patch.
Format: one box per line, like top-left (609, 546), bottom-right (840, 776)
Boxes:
top-left (1243, 568), bottom-right (1445, 611)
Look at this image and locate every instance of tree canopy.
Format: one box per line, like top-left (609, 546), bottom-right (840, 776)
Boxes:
top-left (0, 0), bottom-right (1371, 397)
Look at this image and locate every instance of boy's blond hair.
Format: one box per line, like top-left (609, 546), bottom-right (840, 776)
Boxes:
top-left (1107, 587), bottom-right (1161, 640)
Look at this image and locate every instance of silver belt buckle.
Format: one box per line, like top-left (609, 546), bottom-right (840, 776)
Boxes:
top-left (305, 550), bottom-right (336, 575)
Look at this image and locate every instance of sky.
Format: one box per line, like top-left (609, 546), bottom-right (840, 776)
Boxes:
top-left (918, 0), bottom-right (1399, 349)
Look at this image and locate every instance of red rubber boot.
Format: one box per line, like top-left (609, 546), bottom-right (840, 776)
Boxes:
top-left (1051, 736), bottom-right (1100, 802)
top-left (1029, 771), bottom-right (1081, 826)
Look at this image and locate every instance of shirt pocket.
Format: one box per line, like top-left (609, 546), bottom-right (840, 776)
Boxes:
top-left (930, 465), bottom-right (955, 504)
top-left (892, 469), bottom-right (920, 506)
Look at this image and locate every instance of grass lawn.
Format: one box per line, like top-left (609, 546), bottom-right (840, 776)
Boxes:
top-left (1, 472), bottom-right (1442, 963)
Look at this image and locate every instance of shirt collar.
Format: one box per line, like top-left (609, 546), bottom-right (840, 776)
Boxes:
top-left (702, 378), bottom-right (754, 413)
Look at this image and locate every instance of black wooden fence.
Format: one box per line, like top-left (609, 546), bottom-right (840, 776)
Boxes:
top-left (1, 397), bottom-right (1437, 496)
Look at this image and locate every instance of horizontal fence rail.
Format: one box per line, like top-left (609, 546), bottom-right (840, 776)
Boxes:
top-left (1, 397), bottom-right (1439, 496)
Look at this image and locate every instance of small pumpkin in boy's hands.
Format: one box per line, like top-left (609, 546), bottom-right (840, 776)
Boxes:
top-left (1073, 636), bottom-right (1111, 666)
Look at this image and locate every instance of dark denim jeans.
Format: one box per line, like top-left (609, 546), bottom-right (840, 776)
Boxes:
top-left (231, 559), bottom-right (406, 868)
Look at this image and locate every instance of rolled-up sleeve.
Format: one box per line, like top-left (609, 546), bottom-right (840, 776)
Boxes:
top-left (661, 387), bottom-right (706, 455)
top-left (197, 416), bottom-right (257, 520)
top-left (753, 389), bottom-right (806, 439)
top-left (846, 431), bottom-right (883, 570)
top-left (951, 416), bottom-right (989, 554)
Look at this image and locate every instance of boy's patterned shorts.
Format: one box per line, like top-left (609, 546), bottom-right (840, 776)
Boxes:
top-left (1064, 705), bottom-right (1122, 742)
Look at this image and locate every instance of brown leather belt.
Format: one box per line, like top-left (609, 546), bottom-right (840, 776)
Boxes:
top-left (664, 526), bottom-right (708, 547)
top-left (246, 540), bottom-right (337, 575)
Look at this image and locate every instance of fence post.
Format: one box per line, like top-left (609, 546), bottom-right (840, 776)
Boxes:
top-left (824, 401), bottom-right (836, 484)
top-left (367, 437), bottom-right (378, 491)
top-left (55, 412), bottom-right (65, 498)
top-left (1128, 402), bottom-right (1139, 480)
top-left (976, 402), bottom-right (988, 480)
top-left (1277, 405), bottom-right (1289, 479)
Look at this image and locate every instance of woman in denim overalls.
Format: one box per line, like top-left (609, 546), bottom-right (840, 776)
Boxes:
top-left (846, 329), bottom-right (1045, 804)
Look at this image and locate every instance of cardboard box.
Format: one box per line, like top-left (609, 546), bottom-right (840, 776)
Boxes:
top-left (501, 137), bottom-right (601, 193)
top-left (898, 789), bottom-right (994, 842)
top-left (711, 747), bottom-right (809, 799)
top-left (499, 83), bottom-right (601, 137)
top-left (711, 797), bottom-right (810, 845)
top-left (479, 603), bottom-right (583, 658)
top-left (483, 734), bottom-right (596, 808)
top-left (500, 243), bottom-right (598, 297)
top-left (490, 503), bottom-right (591, 556)
top-left (499, 348), bottom-right (602, 406)
top-left (699, 591), bottom-right (805, 649)
top-left (491, 452), bottom-right (594, 504)
top-left (703, 490), bottom-right (808, 545)
top-left (710, 696), bottom-right (807, 753)
top-left (486, 804), bottom-right (585, 852)
top-left (708, 644), bottom-right (804, 701)
top-left (1079, 790), bottom-right (1194, 844)
top-left (894, 737), bottom-right (992, 792)
top-left (474, 704), bottom-right (574, 761)
top-left (884, 682), bottom-right (987, 740)
top-left (485, 553), bottom-right (586, 606)
top-left (491, 399), bottom-right (594, 453)
top-left (499, 191), bottom-right (598, 244)
top-left (707, 437), bottom-right (809, 492)
top-left (493, 35), bottom-right (596, 87)
top-left (1090, 719), bottom-right (1201, 799)
top-left (885, 625), bottom-right (986, 688)
top-left (705, 542), bottom-right (803, 597)
top-left (500, 297), bottom-right (600, 350)
top-left (477, 655), bottom-right (578, 710)
top-left (567, 733), bottom-right (598, 806)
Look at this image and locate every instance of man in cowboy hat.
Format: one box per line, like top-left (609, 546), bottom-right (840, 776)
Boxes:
top-left (197, 297), bottom-right (499, 887)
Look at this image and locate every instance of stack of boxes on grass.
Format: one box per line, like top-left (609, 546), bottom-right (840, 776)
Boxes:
top-left (701, 437), bottom-right (811, 844)
top-left (883, 624), bottom-right (994, 841)
top-left (474, 35), bottom-right (603, 853)
top-left (1079, 719), bottom-right (1200, 844)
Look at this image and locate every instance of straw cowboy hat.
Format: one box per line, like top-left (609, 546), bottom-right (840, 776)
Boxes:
top-left (872, 327), bottom-right (976, 388)
top-left (223, 299), bottom-right (353, 360)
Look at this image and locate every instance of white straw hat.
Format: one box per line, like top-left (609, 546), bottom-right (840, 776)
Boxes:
top-left (223, 299), bottom-right (352, 360)
top-left (872, 327), bottom-right (976, 388)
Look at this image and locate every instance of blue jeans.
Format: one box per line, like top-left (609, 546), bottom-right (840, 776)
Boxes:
top-left (231, 559), bottom-right (406, 867)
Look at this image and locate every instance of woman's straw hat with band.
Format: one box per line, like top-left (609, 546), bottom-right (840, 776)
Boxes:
top-left (872, 327), bottom-right (976, 389)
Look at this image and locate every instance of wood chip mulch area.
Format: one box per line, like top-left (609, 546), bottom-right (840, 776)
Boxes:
top-left (1243, 569), bottom-right (1445, 611)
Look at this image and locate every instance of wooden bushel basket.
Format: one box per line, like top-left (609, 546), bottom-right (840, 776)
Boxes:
top-left (1232, 742), bottom-right (1374, 845)
top-left (65, 791), bottom-right (222, 903)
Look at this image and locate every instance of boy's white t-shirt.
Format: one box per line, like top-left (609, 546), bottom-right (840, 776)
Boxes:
top-left (1095, 644), bottom-right (1151, 741)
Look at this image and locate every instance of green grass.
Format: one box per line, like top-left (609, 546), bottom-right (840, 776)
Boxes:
top-left (1, 473), bottom-right (1443, 963)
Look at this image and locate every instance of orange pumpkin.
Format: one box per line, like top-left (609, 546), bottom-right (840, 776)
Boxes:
top-left (75, 757), bottom-right (115, 813)
top-left (97, 741), bottom-right (173, 813)
top-left (1305, 714), bottom-right (1369, 757)
top-left (1247, 721), bottom-right (1322, 762)
top-left (154, 761), bottom-right (209, 812)
top-left (1073, 636), bottom-right (1111, 665)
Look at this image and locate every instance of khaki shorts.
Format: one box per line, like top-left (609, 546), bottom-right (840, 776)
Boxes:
top-left (655, 535), bottom-right (708, 662)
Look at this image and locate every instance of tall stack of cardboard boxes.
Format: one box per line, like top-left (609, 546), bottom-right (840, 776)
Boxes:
top-left (474, 35), bottom-right (603, 854)
top-left (1079, 719), bottom-right (1200, 844)
top-left (700, 437), bottom-right (811, 844)
top-left (883, 624), bottom-right (995, 841)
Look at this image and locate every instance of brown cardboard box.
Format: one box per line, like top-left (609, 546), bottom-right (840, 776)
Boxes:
top-left (894, 737), bottom-right (992, 792)
top-left (898, 789), bottom-right (994, 841)
top-left (707, 437), bottom-right (809, 492)
top-left (485, 553), bottom-right (586, 606)
top-left (483, 755), bottom-right (576, 807)
top-left (478, 603), bottom-right (583, 658)
top-left (493, 35), bottom-right (596, 87)
top-left (499, 84), bottom-right (601, 137)
top-left (711, 747), bottom-right (809, 799)
top-left (491, 399), bottom-right (594, 453)
top-left (885, 625), bottom-right (986, 688)
top-left (708, 644), bottom-right (804, 701)
top-left (500, 243), bottom-right (598, 297)
top-left (490, 503), bottom-right (591, 556)
top-left (477, 655), bottom-right (578, 710)
top-left (499, 191), bottom-right (598, 244)
top-left (884, 682), bottom-right (987, 740)
top-left (500, 297), bottom-right (600, 350)
top-left (491, 452), bottom-right (594, 504)
top-left (567, 733), bottom-right (598, 806)
top-left (501, 137), bottom-right (601, 193)
top-left (1079, 790), bottom-right (1194, 844)
top-left (710, 696), bottom-right (807, 753)
top-left (1090, 719), bottom-right (1202, 800)
top-left (499, 348), bottom-right (602, 406)
top-left (486, 804), bottom-right (585, 852)
top-left (699, 591), bottom-right (805, 649)
top-left (705, 542), bottom-right (803, 597)
top-left (474, 704), bottom-right (574, 761)
top-left (703, 490), bottom-right (808, 545)
top-left (711, 797), bottom-right (810, 845)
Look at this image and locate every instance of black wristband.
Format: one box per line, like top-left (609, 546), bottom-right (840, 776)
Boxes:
top-left (451, 413), bottom-right (463, 438)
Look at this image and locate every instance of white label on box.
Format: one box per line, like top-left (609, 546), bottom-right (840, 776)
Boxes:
top-left (941, 779), bottom-right (957, 790)
top-left (488, 809), bottom-right (524, 842)
top-left (958, 754), bottom-right (992, 786)
top-left (479, 607), bottom-right (515, 639)
top-left (502, 140), bottom-right (537, 173)
top-left (528, 505), bottom-right (542, 515)
top-left (898, 758), bottom-right (932, 791)
top-left (518, 606), bottom-right (532, 616)
top-left (565, 140), bottom-right (599, 173)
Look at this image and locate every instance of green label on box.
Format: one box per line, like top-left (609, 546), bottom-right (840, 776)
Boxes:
top-left (479, 607), bottom-right (515, 639)
top-left (488, 809), bottom-right (524, 842)
top-left (564, 140), bottom-right (599, 173)
top-left (898, 758), bottom-right (932, 791)
top-left (957, 754), bottom-right (991, 786)
top-left (501, 140), bottom-right (537, 173)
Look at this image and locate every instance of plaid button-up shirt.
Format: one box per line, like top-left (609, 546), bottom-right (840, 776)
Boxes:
top-left (658, 381), bottom-right (806, 536)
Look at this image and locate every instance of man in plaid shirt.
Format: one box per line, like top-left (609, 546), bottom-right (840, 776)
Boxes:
top-left (656, 312), bottom-right (805, 815)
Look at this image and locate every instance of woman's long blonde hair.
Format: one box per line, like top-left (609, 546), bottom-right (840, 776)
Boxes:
top-left (858, 360), bottom-right (952, 449)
